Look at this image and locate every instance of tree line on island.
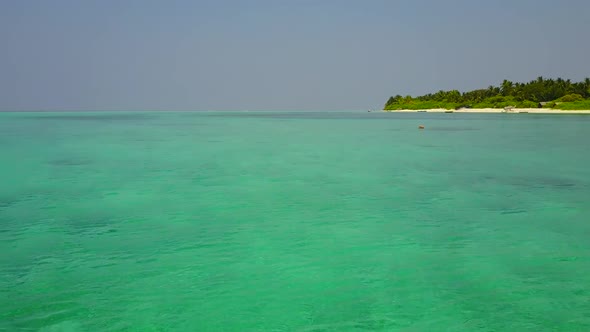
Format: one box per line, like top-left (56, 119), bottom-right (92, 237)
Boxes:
top-left (384, 77), bottom-right (590, 110)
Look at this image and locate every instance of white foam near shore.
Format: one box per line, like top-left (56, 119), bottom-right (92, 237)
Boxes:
top-left (383, 108), bottom-right (590, 114)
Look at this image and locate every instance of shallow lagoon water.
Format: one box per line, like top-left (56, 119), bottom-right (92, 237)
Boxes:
top-left (1, 111), bottom-right (590, 331)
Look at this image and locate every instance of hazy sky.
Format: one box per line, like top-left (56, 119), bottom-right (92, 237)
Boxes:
top-left (1, 0), bottom-right (589, 111)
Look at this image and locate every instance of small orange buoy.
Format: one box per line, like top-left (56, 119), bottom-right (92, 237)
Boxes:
top-left (418, 125), bottom-right (425, 129)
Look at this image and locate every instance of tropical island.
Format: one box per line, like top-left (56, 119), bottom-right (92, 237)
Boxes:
top-left (383, 77), bottom-right (590, 112)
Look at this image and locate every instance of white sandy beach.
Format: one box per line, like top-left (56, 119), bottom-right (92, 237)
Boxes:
top-left (384, 108), bottom-right (590, 114)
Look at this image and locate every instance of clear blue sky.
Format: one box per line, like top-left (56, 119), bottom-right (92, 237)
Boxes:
top-left (1, 0), bottom-right (589, 111)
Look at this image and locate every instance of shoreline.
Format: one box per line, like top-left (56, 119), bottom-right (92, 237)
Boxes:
top-left (383, 108), bottom-right (590, 114)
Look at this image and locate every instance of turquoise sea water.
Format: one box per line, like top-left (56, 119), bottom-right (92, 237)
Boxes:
top-left (1, 111), bottom-right (590, 331)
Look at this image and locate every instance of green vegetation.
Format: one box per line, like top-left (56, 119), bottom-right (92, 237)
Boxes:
top-left (384, 77), bottom-right (590, 110)
top-left (554, 100), bottom-right (590, 110)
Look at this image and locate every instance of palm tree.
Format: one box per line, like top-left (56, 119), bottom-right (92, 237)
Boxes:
top-left (501, 80), bottom-right (513, 96)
